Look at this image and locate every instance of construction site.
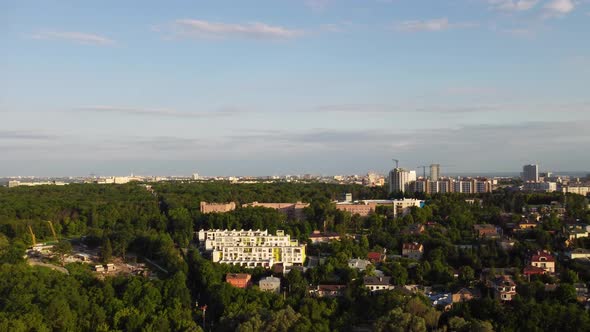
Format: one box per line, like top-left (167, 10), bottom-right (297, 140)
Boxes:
top-left (25, 221), bottom-right (157, 279)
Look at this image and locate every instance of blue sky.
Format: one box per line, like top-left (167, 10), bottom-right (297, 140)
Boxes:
top-left (1, 0), bottom-right (589, 176)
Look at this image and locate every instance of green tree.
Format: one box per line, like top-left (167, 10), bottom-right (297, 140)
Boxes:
top-left (101, 237), bottom-right (112, 263)
top-left (52, 240), bottom-right (72, 266)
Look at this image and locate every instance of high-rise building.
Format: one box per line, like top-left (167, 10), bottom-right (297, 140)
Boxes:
top-left (522, 164), bottom-right (539, 182)
top-left (389, 168), bottom-right (416, 193)
top-left (430, 164), bottom-right (440, 181)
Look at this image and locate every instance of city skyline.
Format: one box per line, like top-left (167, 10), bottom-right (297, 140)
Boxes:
top-left (2, 0), bottom-right (590, 176)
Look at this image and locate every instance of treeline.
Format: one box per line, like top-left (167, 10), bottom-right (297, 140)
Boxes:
top-left (0, 263), bottom-right (200, 331)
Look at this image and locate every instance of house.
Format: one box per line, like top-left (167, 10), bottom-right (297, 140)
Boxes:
top-left (564, 224), bottom-right (590, 241)
top-left (259, 276), bottom-right (281, 293)
top-left (93, 265), bottom-right (105, 272)
top-left (105, 263), bottom-right (116, 272)
top-left (367, 252), bottom-right (385, 264)
top-left (311, 284), bottom-right (347, 298)
top-left (309, 230), bottom-right (341, 244)
top-left (402, 242), bottom-right (424, 260)
top-left (565, 248), bottom-right (590, 260)
top-left (492, 275), bottom-right (517, 301)
top-left (474, 224), bottom-right (500, 238)
top-left (523, 265), bottom-right (547, 277)
top-left (348, 258), bottom-right (372, 271)
top-left (402, 224), bottom-right (425, 236)
top-left (427, 292), bottom-right (453, 310)
top-left (452, 288), bottom-right (480, 303)
top-left (226, 273), bottom-right (252, 289)
top-left (530, 251), bottom-right (555, 273)
top-left (364, 276), bottom-right (394, 292)
top-left (575, 283), bottom-right (589, 302)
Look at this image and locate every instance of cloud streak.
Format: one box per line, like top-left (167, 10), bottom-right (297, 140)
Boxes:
top-left (159, 19), bottom-right (304, 40)
top-left (76, 105), bottom-right (238, 118)
top-left (393, 18), bottom-right (477, 32)
top-left (30, 30), bottom-right (115, 46)
top-left (488, 0), bottom-right (540, 11)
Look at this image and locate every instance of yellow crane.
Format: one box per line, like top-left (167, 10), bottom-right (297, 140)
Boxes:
top-left (46, 220), bottom-right (58, 242)
top-left (27, 224), bottom-right (37, 246)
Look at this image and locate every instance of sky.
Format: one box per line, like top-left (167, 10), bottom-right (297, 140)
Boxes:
top-left (1, 0), bottom-right (589, 177)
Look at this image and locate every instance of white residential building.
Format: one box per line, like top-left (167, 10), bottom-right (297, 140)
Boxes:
top-left (197, 229), bottom-right (306, 268)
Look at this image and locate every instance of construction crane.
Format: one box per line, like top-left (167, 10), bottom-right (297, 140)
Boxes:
top-left (46, 220), bottom-right (58, 242)
top-left (392, 159), bottom-right (399, 168)
top-left (27, 225), bottom-right (37, 246)
top-left (417, 165), bottom-right (428, 178)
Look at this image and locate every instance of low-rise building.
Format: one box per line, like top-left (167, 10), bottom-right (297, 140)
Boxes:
top-left (259, 276), bottom-right (281, 293)
top-left (367, 252), bottom-right (385, 264)
top-left (530, 251), bottom-right (555, 274)
top-left (348, 258), bottom-right (371, 271)
top-left (242, 201), bottom-right (309, 219)
top-left (452, 288), bottom-right (480, 303)
top-left (474, 224), bottom-right (501, 239)
top-left (364, 276), bottom-right (394, 292)
top-left (200, 202), bottom-right (237, 214)
top-left (402, 242), bottom-right (424, 260)
top-left (564, 224), bottom-right (590, 241)
top-left (226, 273), bottom-right (252, 289)
top-left (566, 248), bottom-right (590, 260)
top-left (309, 230), bottom-right (340, 244)
top-left (311, 284), bottom-right (347, 298)
top-left (492, 275), bottom-right (517, 301)
top-left (335, 202), bottom-right (377, 217)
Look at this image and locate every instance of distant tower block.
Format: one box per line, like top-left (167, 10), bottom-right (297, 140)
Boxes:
top-left (430, 164), bottom-right (440, 181)
top-left (192, 173), bottom-right (200, 180)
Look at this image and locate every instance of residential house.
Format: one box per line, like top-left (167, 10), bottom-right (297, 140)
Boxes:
top-left (311, 285), bottom-right (347, 298)
top-left (564, 224), bottom-right (590, 242)
top-left (309, 230), bottom-right (341, 244)
top-left (367, 252), bottom-right (385, 264)
top-left (402, 242), bottom-right (424, 260)
top-left (492, 275), bottom-right (517, 301)
top-left (452, 288), bottom-right (480, 303)
top-left (402, 223), bottom-right (425, 236)
top-left (530, 251), bottom-right (555, 274)
top-left (348, 258), bottom-right (371, 271)
top-left (226, 273), bottom-right (252, 289)
top-left (474, 224), bottom-right (501, 239)
top-left (575, 283), bottom-right (589, 302)
top-left (259, 276), bottom-right (281, 294)
top-left (364, 276), bottom-right (394, 292)
top-left (566, 248), bottom-right (590, 260)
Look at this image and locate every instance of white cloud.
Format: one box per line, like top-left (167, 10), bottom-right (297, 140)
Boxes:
top-left (161, 19), bottom-right (304, 40)
top-left (544, 0), bottom-right (575, 15)
top-left (394, 18), bottom-right (476, 32)
top-left (305, 0), bottom-right (332, 11)
top-left (30, 30), bottom-right (114, 46)
top-left (488, 0), bottom-right (540, 11)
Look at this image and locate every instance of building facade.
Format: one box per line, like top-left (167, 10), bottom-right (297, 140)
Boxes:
top-left (523, 164), bottom-right (539, 182)
top-left (259, 276), bottom-right (281, 293)
top-left (242, 201), bottom-right (310, 219)
top-left (200, 202), bottom-right (237, 214)
top-left (389, 168), bottom-right (417, 194)
top-left (197, 229), bottom-right (306, 268)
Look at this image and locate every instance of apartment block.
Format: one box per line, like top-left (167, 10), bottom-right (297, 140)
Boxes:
top-left (197, 229), bottom-right (306, 268)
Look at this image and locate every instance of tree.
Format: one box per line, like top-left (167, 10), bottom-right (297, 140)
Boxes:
top-left (101, 237), bottom-right (113, 263)
top-left (373, 308), bottom-right (426, 332)
top-left (52, 240), bottom-right (72, 266)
